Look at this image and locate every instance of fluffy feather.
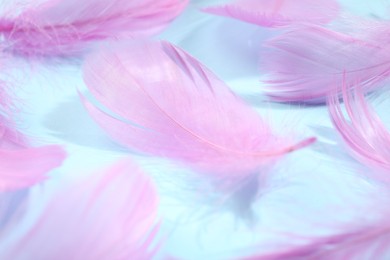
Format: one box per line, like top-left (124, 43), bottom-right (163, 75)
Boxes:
top-left (242, 221), bottom-right (390, 259)
top-left (0, 0), bottom-right (188, 57)
top-left (81, 40), bottom-right (315, 183)
top-left (0, 145), bottom-right (66, 192)
top-left (328, 77), bottom-right (390, 178)
top-left (0, 117), bottom-right (66, 192)
top-left (0, 159), bottom-right (159, 259)
top-left (202, 0), bottom-right (339, 27)
top-left (262, 25), bottom-right (390, 104)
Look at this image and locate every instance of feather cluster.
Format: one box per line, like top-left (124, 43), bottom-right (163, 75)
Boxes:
top-left (3, 0), bottom-right (390, 258)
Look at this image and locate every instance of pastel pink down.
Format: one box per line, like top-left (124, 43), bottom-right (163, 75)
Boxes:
top-left (262, 25), bottom-right (390, 104)
top-left (0, 145), bottom-right (66, 192)
top-left (243, 222), bottom-right (390, 259)
top-left (0, 159), bottom-right (159, 259)
top-left (0, 0), bottom-right (188, 56)
top-left (81, 41), bottom-right (315, 179)
top-left (202, 0), bottom-right (339, 27)
top-left (0, 119), bottom-right (66, 192)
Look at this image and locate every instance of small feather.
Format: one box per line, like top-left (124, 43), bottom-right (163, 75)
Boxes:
top-left (0, 117), bottom-right (66, 192)
top-left (81, 40), bottom-right (315, 185)
top-left (202, 0), bottom-right (339, 27)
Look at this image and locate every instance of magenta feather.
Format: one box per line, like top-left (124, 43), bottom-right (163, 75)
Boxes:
top-left (81, 40), bottom-right (315, 183)
top-left (262, 25), bottom-right (390, 104)
top-left (0, 0), bottom-right (188, 57)
top-left (0, 159), bottom-right (159, 259)
top-left (202, 0), bottom-right (339, 27)
top-left (328, 77), bottom-right (390, 178)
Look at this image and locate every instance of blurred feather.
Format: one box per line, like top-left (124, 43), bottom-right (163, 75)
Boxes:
top-left (0, 0), bottom-right (188, 57)
top-left (262, 24), bottom-right (390, 104)
top-left (0, 159), bottom-right (159, 259)
top-left (0, 117), bottom-right (66, 192)
top-left (243, 221), bottom-right (390, 259)
top-left (202, 0), bottom-right (339, 27)
top-left (0, 144), bottom-right (66, 192)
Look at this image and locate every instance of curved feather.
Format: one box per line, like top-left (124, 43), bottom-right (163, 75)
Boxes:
top-left (262, 25), bottom-right (390, 104)
top-left (0, 145), bottom-right (66, 192)
top-left (81, 40), bottom-right (315, 180)
top-left (202, 0), bottom-right (339, 28)
top-left (328, 77), bottom-right (390, 178)
top-left (0, 117), bottom-right (66, 192)
top-left (0, 0), bottom-right (188, 57)
top-left (0, 159), bottom-right (159, 259)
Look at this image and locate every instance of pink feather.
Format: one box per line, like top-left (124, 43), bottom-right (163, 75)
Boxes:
top-left (328, 77), bottom-right (390, 178)
top-left (262, 25), bottom-right (390, 104)
top-left (0, 116), bottom-right (66, 192)
top-left (0, 159), bottom-right (159, 259)
top-left (0, 145), bottom-right (66, 192)
top-left (0, 0), bottom-right (188, 57)
top-left (242, 221), bottom-right (390, 259)
top-left (81, 40), bottom-right (315, 183)
top-left (202, 0), bottom-right (339, 28)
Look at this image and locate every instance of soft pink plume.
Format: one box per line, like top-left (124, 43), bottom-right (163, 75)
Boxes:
top-left (202, 0), bottom-right (339, 27)
top-left (0, 145), bottom-right (66, 192)
top-left (243, 221), bottom-right (390, 259)
top-left (0, 159), bottom-right (159, 259)
top-left (0, 0), bottom-right (188, 57)
top-left (0, 117), bottom-right (66, 192)
top-left (328, 77), bottom-right (390, 179)
top-left (81, 40), bottom-right (315, 182)
top-left (262, 25), bottom-right (390, 104)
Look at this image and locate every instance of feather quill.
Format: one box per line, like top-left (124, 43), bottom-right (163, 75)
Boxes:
top-left (262, 25), bottom-right (390, 104)
top-left (202, 0), bottom-right (339, 27)
top-left (81, 40), bottom-right (315, 183)
top-left (0, 0), bottom-right (188, 57)
top-left (0, 159), bottom-right (159, 259)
